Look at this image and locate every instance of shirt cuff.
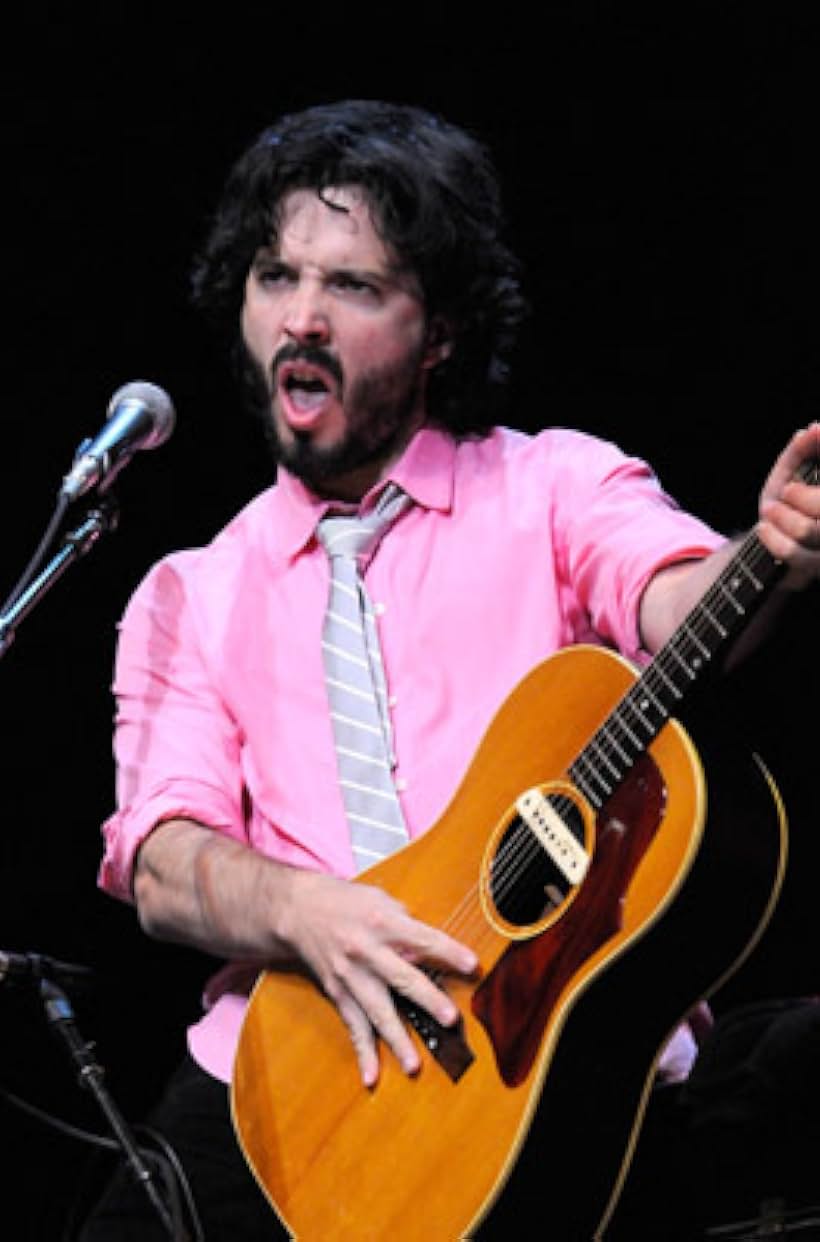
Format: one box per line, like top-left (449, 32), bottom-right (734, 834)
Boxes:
top-left (98, 781), bottom-right (244, 902)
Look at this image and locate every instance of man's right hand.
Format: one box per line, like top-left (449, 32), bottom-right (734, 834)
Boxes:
top-left (135, 819), bottom-right (478, 1087)
top-left (275, 868), bottom-right (479, 1086)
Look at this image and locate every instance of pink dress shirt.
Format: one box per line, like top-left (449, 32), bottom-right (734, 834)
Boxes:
top-left (99, 425), bottom-right (724, 1082)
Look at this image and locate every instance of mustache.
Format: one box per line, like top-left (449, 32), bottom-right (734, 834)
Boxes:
top-left (271, 343), bottom-right (344, 389)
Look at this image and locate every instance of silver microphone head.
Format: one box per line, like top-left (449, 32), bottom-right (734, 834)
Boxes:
top-left (61, 380), bottom-right (177, 501)
top-left (106, 380), bottom-right (176, 449)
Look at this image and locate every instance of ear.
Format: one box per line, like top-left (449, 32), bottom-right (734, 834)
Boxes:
top-left (422, 315), bottom-right (454, 369)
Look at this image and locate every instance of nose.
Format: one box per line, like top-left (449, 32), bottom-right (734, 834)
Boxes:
top-left (282, 281), bottom-right (331, 345)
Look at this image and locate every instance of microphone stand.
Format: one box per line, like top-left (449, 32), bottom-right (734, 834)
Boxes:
top-left (1, 491), bottom-right (189, 1237)
top-left (0, 497), bottom-right (118, 659)
top-left (38, 974), bottom-right (184, 1240)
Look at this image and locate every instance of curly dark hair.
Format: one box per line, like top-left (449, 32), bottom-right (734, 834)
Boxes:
top-left (191, 99), bottom-right (528, 436)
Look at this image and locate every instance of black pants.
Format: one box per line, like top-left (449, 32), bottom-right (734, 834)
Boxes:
top-left (77, 1054), bottom-right (285, 1241)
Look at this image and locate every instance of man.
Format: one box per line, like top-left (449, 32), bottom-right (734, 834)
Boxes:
top-left (82, 100), bottom-right (819, 1238)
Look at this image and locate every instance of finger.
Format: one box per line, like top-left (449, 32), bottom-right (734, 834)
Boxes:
top-left (394, 916), bottom-right (479, 978)
top-left (760, 497), bottom-right (820, 552)
top-left (758, 511), bottom-right (820, 590)
top-left (786, 481), bottom-right (820, 523)
top-left (377, 948), bottom-right (462, 1028)
top-left (341, 966), bottom-right (422, 1078)
top-left (335, 989), bottom-right (386, 1087)
top-left (789, 423), bottom-right (820, 475)
top-left (762, 424), bottom-right (820, 504)
top-left (351, 889), bottom-right (478, 983)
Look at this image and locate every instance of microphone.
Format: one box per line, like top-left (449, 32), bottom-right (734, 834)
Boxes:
top-left (0, 949), bottom-right (93, 990)
top-left (60, 380), bottom-right (176, 501)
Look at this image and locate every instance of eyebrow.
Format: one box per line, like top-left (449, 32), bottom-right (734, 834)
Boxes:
top-left (251, 249), bottom-right (412, 290)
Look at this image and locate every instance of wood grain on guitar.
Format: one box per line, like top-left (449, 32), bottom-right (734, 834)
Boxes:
top-left (229, 472), bottom-right (814, 1238)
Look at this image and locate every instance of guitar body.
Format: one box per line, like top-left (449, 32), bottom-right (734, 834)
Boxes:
top-left (231, 645), bottom-right (787, 1240)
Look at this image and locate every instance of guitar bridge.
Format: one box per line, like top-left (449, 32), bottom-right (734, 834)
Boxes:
top-left (393, 992), bottom-right (475, 1082)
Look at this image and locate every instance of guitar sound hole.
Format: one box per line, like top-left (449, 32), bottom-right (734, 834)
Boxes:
top-left (490, 801), bottom-right (585, 927)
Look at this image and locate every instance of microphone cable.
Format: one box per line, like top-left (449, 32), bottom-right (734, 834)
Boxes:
top-left (0, 491), bottom-right (70, 616)
top-left (0, 1081), bottom-right (205, 1241)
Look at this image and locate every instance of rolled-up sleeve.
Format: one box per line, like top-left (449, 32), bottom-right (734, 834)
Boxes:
top-left (556, 442), bottom-right (725, 662)
top-left (99, 555), bottom-right (246, 902)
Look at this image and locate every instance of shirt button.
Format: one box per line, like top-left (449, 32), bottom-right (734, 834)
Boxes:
top-left (395, 776), bottom-right (408, 792)
top-left (388, 694), bottom-right (398, 708)
top-left (374, 601), bottom-right (387, 616)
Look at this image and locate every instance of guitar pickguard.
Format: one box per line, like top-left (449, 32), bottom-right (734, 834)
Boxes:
top-left (474, 752), bottom-right (667, 1087)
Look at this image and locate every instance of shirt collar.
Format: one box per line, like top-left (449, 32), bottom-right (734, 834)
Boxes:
top-left (271, 425), bottom-right (456, 562)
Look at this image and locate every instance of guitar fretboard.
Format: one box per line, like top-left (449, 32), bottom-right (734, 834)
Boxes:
top-left (569, 529), bottom-right (783, 810)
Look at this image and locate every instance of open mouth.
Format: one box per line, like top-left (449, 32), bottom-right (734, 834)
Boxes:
top-left (277, 360), bottom-right (338, 423)
top-left (285, 371), bottom-right (329, 408)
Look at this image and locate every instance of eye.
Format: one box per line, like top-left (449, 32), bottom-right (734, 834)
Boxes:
top-left (254, 260), bottom-right (292, 287)
top-left (333, 273), bottom-right (379, 298)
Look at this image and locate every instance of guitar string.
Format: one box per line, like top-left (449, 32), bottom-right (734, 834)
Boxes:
top-left (416, 823), bottom-right (542, 955)
top-left (464, 644), bottom-right (688, 924)
top-left (489, 530), bottom-right (784, 915)
top-left (405, 458), bottom-right (810, 955)
top-left (513, 536), bottom-right (779, 914)
top-left (434, 742), bottom-right (629, 947)
top-left (427, 801), bottom-right (582, 954)
top-left (413, 802), bottom-right (587, 995)
top-left (413, 533), bottom-right (783, 983)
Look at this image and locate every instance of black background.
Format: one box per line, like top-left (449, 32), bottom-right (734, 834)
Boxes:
top-left (0, 5), bottom-right (818, 1237)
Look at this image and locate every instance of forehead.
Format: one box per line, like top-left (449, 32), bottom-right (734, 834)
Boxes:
top-left (275, 186), bottom-right (392, 265)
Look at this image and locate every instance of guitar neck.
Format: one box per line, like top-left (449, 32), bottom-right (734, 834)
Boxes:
top-left (570, 452), bottom-right (819, 808)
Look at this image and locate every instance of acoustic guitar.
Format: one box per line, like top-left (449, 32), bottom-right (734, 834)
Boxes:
top-left (231, 475), bottom-right (813, 1239)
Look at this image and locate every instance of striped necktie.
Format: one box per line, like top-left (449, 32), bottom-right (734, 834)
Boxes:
top-left (317, 485), bottom-right (411, 873)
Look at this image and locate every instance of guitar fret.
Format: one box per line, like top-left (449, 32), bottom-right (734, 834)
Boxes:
top-left (681, 621), bottom-right (711, 660)
top-left (570, 753), bottom-right (606, 808)
top-left (737, 559), bottom-right (764, 591)
top-left (635, 681), bottom-right (669, 721)
top-left (566, 511), bottom-right (809, 816)
top-left (610, 709), bottom-right (644, 750)
top-left (701, 601), bottom-right (728, 638)
top-left (589, 736), bottom-right (623, 782)
top-left (623, 696), bottom-right (655, 737)
top-left (587, 758), bottom-right (613, 797)
top-left (652, 660), bottom-right (684, 700)
top-left (598, 724), bottom-right (633, 766)
top-left (718, 581), bottom-right (746, 615)
top-left (666, 645), bottom-right (698, 680)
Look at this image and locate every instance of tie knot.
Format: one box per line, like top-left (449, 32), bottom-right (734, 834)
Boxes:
top-left (317, 485), bottom-right (410, 564)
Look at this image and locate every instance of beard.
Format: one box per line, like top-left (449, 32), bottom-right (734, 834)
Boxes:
top-left (236, 338), bottom-right (426, 494)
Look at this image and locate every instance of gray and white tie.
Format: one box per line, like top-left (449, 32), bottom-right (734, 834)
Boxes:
top-left (317, 486), bottom-right (411, 873)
